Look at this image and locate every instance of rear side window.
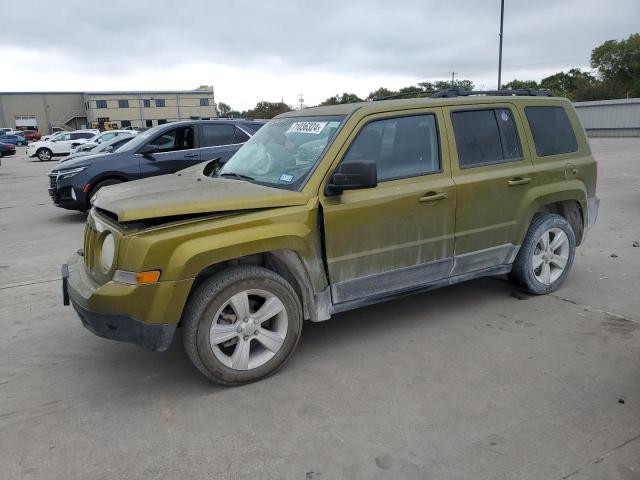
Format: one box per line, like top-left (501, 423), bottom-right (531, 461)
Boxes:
top-left (525, 106), bottom-right (578, 156)
top-left (233, 127), bottom-right (250, 143)
top-left (451, 108), bottom-right (523, 168)
top-left (201, 124), bottom-right (236, 147)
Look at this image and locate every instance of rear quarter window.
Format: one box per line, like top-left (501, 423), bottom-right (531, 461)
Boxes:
top-left (525, 106), bottom-right (578, 157)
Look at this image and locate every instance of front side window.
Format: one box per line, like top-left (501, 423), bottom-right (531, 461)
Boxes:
top-left (118, 100), bottom-right (129, 108)
top-left (451, 108), bottom-right (523, 168)
top-left (155, 99), bottom-right (166, 107)
top-left (147, 126), bottom-right (194, 153)
top-left (56, 133), bottom-right (71, 141)
top-left (96, 100), bottom-right (107, 108)
top-left (341, 114), bottom-right (441, 181)
top-left (525, 106), bottom-right (578, 156)
top-left (201, 124), bottom-right (235, 147)
top-left (220, 115), bottom-right (344, 190)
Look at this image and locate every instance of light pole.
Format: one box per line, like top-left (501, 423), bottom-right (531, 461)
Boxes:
top-left (498, 0), bottom-right (505, 89)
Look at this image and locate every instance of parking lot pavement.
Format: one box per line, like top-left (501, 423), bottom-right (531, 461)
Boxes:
top-left (1, 140), bottom-right (639, 480)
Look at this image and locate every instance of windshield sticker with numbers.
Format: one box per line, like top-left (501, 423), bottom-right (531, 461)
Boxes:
top-left (286, 121), bottom-right (327, 135)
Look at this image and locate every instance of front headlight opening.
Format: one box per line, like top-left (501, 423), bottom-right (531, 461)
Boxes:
top-left (58, 166), bottom-right (87, 179)
top-left (100, 233), bottom-right (115, 272)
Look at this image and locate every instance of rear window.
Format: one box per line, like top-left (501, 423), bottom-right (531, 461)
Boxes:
top-left (525, 106), bottom-right (578, 156)
top-left (451, 108), bottom-right (523, 168)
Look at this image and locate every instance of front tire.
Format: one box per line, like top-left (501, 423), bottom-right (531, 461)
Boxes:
top-left (37, 148), bottom-right (52, 161)
top-left (511, 213), bottom-right (576, 294)
top-left (182, 266), bottom-right (303, 385)
top-left (16, 141), bottom-right (24, 146)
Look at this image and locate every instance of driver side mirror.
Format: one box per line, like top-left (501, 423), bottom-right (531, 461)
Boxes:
top-left (104, 146), bottom-right (114, 153)
top-left (326, 160), bottom-right (377, 195)
top-left (139, 144), bottom-right (160, 158)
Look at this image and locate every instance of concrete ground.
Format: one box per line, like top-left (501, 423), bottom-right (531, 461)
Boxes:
top-left (0, 139), bottom-right (639, 480)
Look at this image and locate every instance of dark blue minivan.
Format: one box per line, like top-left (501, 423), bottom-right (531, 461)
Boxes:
top-left (48, 119), bottom-right (265, 211)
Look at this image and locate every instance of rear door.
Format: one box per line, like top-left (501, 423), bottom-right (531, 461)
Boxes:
top-left (139, 124), bottom-right (200, 175)
top-left (198, 123), bottom-right (249, 164)
top-left (443, 103), bottom-right (535, 274)
top-left (51, 132), bottom-right (72, 153)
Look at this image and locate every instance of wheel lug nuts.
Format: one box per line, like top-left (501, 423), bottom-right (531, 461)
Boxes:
top-left (243, 317), bottom-right (249, 323)
top-left (243, 335), bottom-right (249, 341)
top-left (253, 319), bottom-right (259, 324)
top-left (254, 330), bottom-right (259, 335)
top-left (236, 327), bottom-right (242, 333)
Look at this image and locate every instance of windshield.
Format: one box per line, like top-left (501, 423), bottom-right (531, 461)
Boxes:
top-left (116, 125), bottom-right (163, 152)
top-left (219, 116), bottom-right (344, 190)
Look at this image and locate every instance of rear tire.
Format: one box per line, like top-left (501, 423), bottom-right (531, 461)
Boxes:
top-left (182, 266), bottom-right (303, 385)
top-left (510, 213), bottom-right (576, 294)
top-left (37, 148), bottom-right (52, 161)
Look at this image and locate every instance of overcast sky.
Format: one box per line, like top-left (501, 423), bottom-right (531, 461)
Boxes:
top-left (3, 0), bottom-right (638, 110)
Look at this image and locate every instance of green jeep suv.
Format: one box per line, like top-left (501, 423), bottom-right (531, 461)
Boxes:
top-left (62, 89), bottom-right (599, 384)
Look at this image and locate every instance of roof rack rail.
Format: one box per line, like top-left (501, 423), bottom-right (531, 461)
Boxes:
top-left (431, 87), bottom-right (552, 98)
top-left (373, 87), bottom-right (552, 101)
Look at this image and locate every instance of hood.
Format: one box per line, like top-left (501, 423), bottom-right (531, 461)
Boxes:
top-left (53, 152), bottom-right (119, 170)
top-left (92, 167), bottom-right (310, 222)
top-left (58, 151), bottom-right (104, 164)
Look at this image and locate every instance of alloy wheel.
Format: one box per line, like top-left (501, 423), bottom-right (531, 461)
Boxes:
top-left (209, 289), bottom-right (288, 370)
top-left (532, 227), bottom-right (570, 285)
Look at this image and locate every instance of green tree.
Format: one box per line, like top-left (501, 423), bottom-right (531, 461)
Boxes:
top-left (540, 69), bottom-right (597, 99)
top-left (320, 92), bottom-right (364, 106)
top-left (246, 101), bottom-right (292, 119)
top-left (366, 87), bottom-right (396, 101)
top-left (591, 33), bottom-right (640, 97)
top-left (502, 79), bottom-right (541, 90)
top-left (217, 102), bottom-right (232, 117)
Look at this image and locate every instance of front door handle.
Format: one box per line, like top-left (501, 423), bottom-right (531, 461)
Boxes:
top-left (183, 153), bottom-right (199, 158)
top-left (507, 177), bottom-right (531, 186)
top-left (419, 192), bottom-right (448, 203)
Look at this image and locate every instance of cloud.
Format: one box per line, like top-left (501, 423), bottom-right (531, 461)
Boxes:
top-left (4, 0), bottom-right (639, 109)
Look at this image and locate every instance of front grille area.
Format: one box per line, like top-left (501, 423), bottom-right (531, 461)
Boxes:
top-left (48, 174), bottom-right (57, 189)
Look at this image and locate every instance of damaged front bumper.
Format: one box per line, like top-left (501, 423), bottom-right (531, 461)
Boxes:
top-left (61, 254), bottom-right (192, 352)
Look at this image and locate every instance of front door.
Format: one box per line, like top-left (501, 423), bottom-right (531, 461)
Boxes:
top-left (141, 124), bottom-right (200, 175)
top-left (320, 109), bottom-right (456, 304)
top-left (443, 103), bottom-right (535, 274)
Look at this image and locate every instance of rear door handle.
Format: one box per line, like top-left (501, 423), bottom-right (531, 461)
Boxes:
top-left (418, 192), bottom-right (447, 203)
top-left (183, 153), bottom-right (199, 158)
top-left (507, 177), bottom-right (531, 186)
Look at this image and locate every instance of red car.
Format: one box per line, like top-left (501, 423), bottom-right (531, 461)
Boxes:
top-left (20, 130), bottom-right (41, 141)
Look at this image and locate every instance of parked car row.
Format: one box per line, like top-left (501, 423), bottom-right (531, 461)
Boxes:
top-left (49, 119), bottom-right (265, 210)
top-left (27, 130), bottom-right (101, 161)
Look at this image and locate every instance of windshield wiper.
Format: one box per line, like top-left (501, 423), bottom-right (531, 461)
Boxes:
top-left (219, 172), bottom-right (255, 182)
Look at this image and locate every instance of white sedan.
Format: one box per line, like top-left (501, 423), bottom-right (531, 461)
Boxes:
top-left (70, 130), bottom-right (138, 154)
top-left (26, 130), bottom-right (99, 161)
